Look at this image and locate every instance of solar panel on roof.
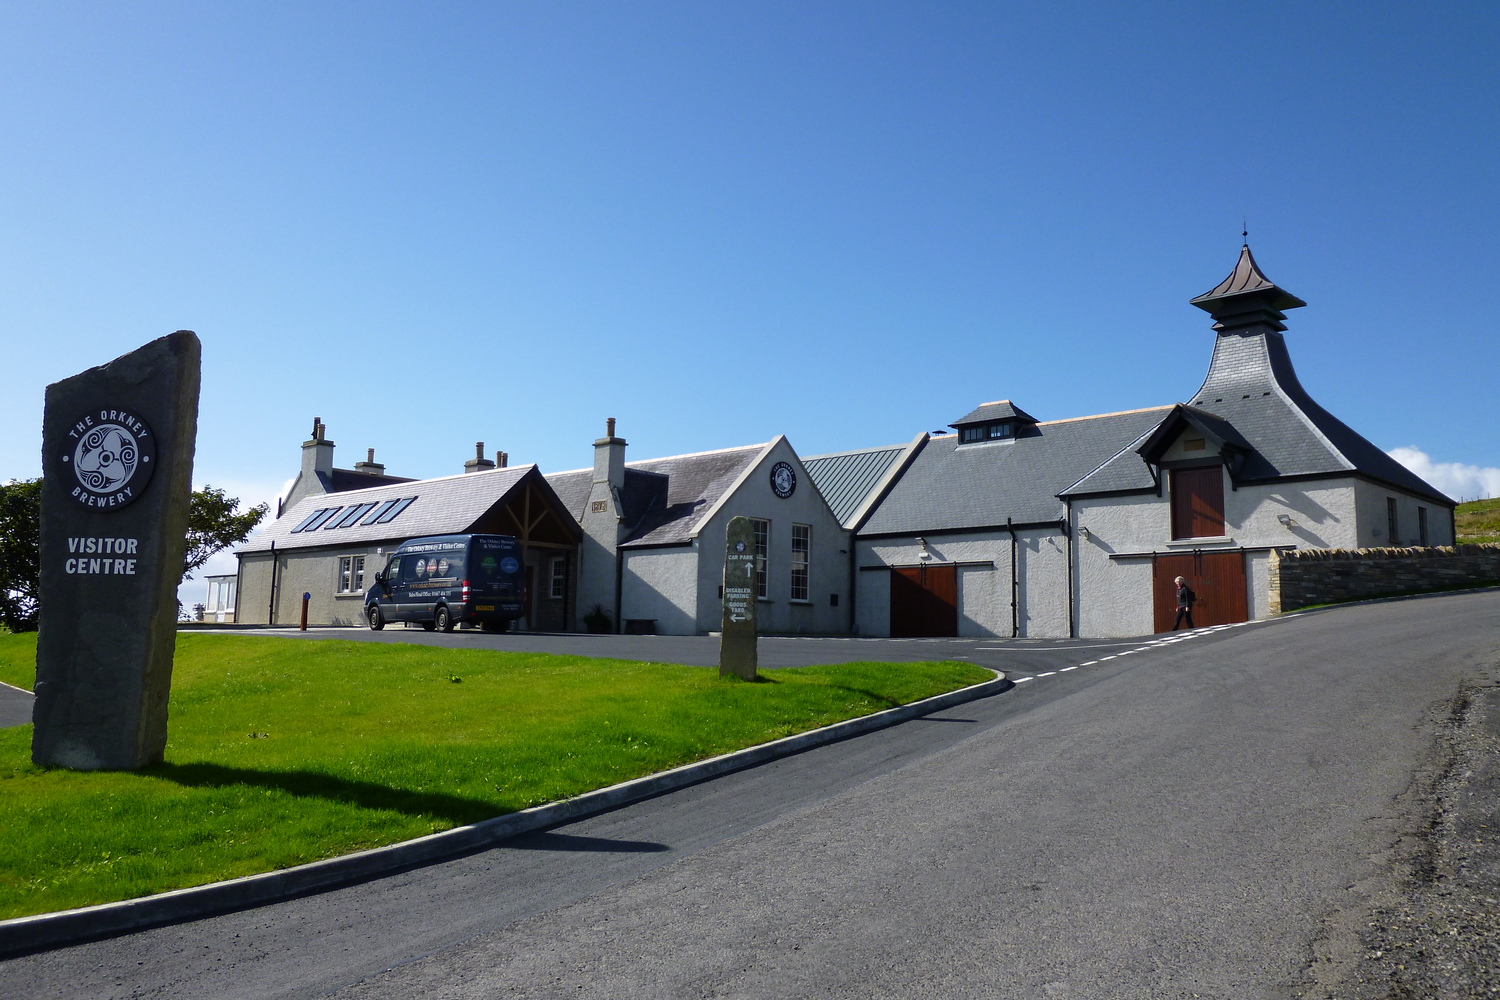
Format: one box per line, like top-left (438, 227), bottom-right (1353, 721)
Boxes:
top-left (374, 496), bottom-right (416, 524)
top-left (290, 509), bottom-right (327, 533)
top-left (361, 499), bottom-right (399, 525)
top-left (327, 502), bottom-right (377, 529)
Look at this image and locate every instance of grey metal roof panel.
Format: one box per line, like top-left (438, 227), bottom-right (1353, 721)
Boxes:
top-left (802, 444), bottom-right (909, 525)
top-left (861, 407), bottom-right (1173, 535)
top-left (950, 399), bottom-right (1039, 428)
top-left (239, 465), bottom-right (536, 553)
top-left (620, 444), bottom-right (766, 546)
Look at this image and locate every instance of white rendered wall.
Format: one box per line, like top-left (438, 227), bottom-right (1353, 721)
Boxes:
top-left (1353, 479), bottom-right (1455, 547)
top-left (853, 529), bottom-right (1069, 638)
top-left (235, 545), bottom-right (387, 626)
top-left (691, 438), bottom-right (851, 635)
top-left (1072, 472), bottom-right (1365, 636)
top-left (620, 547), bottom-right (699, 635)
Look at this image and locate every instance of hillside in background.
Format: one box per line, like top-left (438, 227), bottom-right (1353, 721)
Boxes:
top-left (1456, 498), bottom-right (1500, 545)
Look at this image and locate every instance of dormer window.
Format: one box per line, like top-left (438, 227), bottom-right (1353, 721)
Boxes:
top-left (959, 421), bottom-right (1015, 444)
top-left (949, 400), bottom-right (1039, 444)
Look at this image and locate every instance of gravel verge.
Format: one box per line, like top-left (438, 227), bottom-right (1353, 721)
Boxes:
top-left (1310, 676), bottom-right (1500, 998)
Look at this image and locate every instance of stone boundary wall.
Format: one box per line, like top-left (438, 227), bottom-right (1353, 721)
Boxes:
top-left (1269, 544), bottom-right (1500, 614)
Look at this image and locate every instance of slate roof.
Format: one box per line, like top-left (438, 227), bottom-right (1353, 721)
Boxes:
top-left (950, 399), bottom-right (1040, 428)
top-left (328, 468), bottom-right (416, 491)
top-left (1063, 315), bottom-right (1453, 505)
top-left (802, 442), bottom-right (913, 526)
top-left (861, 407), bottom-right (1173, 535)
top-left (544, 444), bottom-right (769, 547)
top-left (240, 465), bottom-right (539, 553)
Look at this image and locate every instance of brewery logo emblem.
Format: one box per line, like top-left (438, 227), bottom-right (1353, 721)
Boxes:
top-left (769, 461), bottom-right (796, 499)
top-left (500, 556), bottom-right (520, 574)
top-left (61, 409), bottom-right (157, 509)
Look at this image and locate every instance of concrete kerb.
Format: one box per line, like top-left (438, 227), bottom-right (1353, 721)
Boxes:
top-left (0, 668), bottom-right (1009, 958)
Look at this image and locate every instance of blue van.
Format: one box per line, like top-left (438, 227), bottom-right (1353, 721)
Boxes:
top-left (365, 534), bottom-right (525, 632)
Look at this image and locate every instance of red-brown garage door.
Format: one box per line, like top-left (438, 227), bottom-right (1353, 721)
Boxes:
top-left (1153, 551), bottom-right (1247, 632)
top-left (890, 564), bottom-right (958, 637)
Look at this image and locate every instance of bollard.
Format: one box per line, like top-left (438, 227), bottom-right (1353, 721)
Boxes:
top-left (300, 592), bottom-right (311, 631)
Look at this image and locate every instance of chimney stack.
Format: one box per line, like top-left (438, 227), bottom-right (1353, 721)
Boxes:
top-left (496, 451), bottom-right (508, 468)
top-left (354, 447), bottom-right (386, 476)
top-left (301, 416), bottom-right (335, 481)
top-left (465, 440), bottom-right (496, 474)
top-left (593, 417), bottom-right (626, 489)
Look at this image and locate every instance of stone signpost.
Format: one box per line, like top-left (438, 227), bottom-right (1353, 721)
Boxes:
top-left (32, 332), bottom-right (201, 770)
top-left (719, 516), bottom-right (758, 680)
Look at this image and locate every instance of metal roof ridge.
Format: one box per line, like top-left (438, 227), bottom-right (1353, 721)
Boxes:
top-left (1038, 404), bottom-right (1174, 426)
top-left (627, 442), bottom-right (769, 464)
top-left (802, 442), bottom-right (911, 461)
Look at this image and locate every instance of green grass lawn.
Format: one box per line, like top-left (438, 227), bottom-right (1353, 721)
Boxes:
top-left (0, 632), bottom-right (988, 920)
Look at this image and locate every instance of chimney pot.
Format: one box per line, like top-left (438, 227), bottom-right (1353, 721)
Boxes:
top-left (497, 451), bottom-right (508, 468)
top-left (476, 441), bottom-right (485, 461)
top-left (606, 417), bottom-right (616, 438)
top-left (367, 448), bottom-right (375, 463)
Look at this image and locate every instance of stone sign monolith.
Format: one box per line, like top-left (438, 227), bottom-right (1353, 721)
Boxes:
top-left (32, 331), bottom-right (201, 770)
top-left (719, 516), bottom-right (758, 680)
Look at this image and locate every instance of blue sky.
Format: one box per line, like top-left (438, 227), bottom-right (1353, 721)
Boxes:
top-left (2, 2), bottom-right (1498, 599)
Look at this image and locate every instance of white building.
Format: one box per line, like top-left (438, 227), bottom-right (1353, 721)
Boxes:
top-left (850, 245), bottom-right (1454, 637)
top-left (233, 245), bottom-right (1454, 638)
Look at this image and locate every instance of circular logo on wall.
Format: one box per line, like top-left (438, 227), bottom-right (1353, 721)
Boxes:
top-left (769, 461), bottom-right (796, 499)
top-left (61, 409), bottom-right (156, 509)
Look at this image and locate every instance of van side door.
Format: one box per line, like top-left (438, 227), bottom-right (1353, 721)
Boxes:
top-left (381, 555), bottom-right (405, 621)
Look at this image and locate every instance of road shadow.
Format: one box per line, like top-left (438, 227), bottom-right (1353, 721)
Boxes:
top-left (146, 762), bottom-right (504, 825)
top-left (503, 831), bottom-right (670, 853)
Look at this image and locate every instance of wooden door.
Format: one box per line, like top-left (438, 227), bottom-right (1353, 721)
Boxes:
top-left (1170, 467), bottom-right (1225, 539)
top-left (890, 564), bottom-right (958, 637)
top-left (1153, 551), bottom-right (1247, 632)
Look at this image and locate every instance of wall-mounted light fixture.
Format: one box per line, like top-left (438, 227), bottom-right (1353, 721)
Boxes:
top-left (917, 536), bottom-right (932, 560)
top-left (1078, 526), bottom-right (1091, 540)
top-left (1277, 513), bottom-right (1296, 528)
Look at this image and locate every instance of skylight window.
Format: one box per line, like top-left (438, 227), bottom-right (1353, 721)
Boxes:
top-left (361, 499), bottom-right (400, 525)
top-left (298, 507), bottom-right (344, 532)
top-left (327, 502), bottom-right (378, 529)
top-left (375, 496), bottom-right (417, 524)
top-left (291, 509), bottom-right (328, 532)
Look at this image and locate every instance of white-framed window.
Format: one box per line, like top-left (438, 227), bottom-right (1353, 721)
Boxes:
top-left (549, 556), bottom-right (566, 599)
top-left (751, 518), bottom-right (769, 599)
top-left (338, 555), bottom-right (366, 594)
top-left (790, 523), bottom-right (810, 601)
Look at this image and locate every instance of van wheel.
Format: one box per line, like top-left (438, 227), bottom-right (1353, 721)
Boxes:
top-left (481, 620), bottom-right (504, 633)
top-left (422, 619), bottom-right (436, 632)
top-left (434, 606), bottom-right (454, 632)
top-left (367, 605), bottom-right (385, 631)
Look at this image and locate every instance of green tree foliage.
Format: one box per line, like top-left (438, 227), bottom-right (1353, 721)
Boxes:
top-left (184, 486), bottom-right (268, 578)
top-left (0, 479), bottom-right (267, 632)
top-left (0, 479), bottom-right (43, 632)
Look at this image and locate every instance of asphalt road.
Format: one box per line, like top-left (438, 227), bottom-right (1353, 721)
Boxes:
top-left (6, 591), bottom-right (1500, 998)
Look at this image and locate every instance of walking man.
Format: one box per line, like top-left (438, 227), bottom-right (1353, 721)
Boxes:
top-left (1172, 575), bottom-right (1196, 630)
